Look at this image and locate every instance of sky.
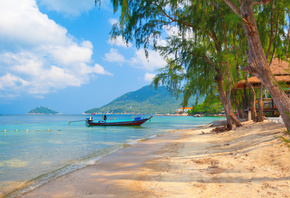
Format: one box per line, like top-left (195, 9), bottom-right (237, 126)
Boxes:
top-left (0, 0), bottom-right (169, 114)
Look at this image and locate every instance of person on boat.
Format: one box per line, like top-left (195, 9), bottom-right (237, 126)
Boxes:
top-left (102, 114), bottom-right (107, 121)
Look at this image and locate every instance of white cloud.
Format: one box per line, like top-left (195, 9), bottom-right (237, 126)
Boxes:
top-left (108, 36), bottom-right (132, 48)
top-left (92, 64), bottom-right (113, 76)
top-left (109, 18), bottom-right (118, 26)
top-left (144, 72), bottom-right (156, 82)
top-left (0, 73), bottom-right (29, 90)
top-left (0, 0), bottom-right (68, 49)
top-left (103, 48), bottom-right (167, 71)
top-left (38, 0), bottom-right (95, 16)
top-left (104, 48), bottom-right (126, 63)
top-left (0, 0), bottom-right (112, 98)
top-left (164, 25), bottom-right (194, 40)
top-left (130, 49), bottom-right (167, 71)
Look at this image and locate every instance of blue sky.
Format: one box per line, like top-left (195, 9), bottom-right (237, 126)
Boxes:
top-left (0, 0), bottom-right (168, 114)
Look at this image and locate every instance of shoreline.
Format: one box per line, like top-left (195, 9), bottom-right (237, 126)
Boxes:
top-left (18, 127), bottom-right (187, 198)
top-left (17, 121), bottom-right (290, 197)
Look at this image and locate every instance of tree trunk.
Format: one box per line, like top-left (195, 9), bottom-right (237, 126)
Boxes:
top-left (233, 89), bottom-right (244, 118)
top-left (216, 74), bottom-right (233, 130)
top-left (239, 2), bottom-right (290, 130)
top-left (249, 85), bottom-right (257, 121)
top-left (257, 85), bottom-right (264, 122)
top-left (222, 23), bottom-right (242, 127)
top-left (227, 88), bottom-right (242, 126)
top-left (245, 71), bottom-right (257, 121)
top-left (216, 72), bottom-right (242, 129)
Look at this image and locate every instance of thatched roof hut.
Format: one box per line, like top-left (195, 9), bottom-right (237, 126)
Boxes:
top-left (234, 58), bottom-right (290, 89)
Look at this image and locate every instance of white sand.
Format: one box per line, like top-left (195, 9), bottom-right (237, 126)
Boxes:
top-left (20, 120), bottom-right (290, 198)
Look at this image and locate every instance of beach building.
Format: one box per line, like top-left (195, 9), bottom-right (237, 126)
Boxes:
top-left (234, 58), bottom-right (290, 119)
top-left (176, 107), bottom-right (193, 114)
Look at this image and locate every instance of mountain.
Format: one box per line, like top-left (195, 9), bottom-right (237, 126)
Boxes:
top-left (85, 85), bottom-right (200, 114)
top-left (28, 106), bottom-right (59, 114)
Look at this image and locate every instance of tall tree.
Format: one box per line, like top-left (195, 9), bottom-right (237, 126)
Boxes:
top-left (109, 0), bottom-right (245, 129)
top-left (224, 0), bottom-right (290, 129)
top-left (103, 0), bottom-right (290, 128)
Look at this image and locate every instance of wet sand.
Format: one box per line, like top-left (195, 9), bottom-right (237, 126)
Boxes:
top-left (21, 120), bottom-right (290, 198)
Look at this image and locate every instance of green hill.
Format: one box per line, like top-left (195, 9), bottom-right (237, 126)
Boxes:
top-left (28, 106), bottom-right (59, 114)
top-left (85, 85), bottom-right (200, 114)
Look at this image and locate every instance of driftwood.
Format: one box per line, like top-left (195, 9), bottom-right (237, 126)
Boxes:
top-left (210, 124), bottom-right (228, 133)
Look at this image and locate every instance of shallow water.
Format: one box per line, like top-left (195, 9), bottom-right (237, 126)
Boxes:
top-left (0, 114), bottom-right (223, 197)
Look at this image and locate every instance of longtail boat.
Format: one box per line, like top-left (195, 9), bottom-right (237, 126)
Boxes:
top-left (86, 116), bottom-right (153, 126)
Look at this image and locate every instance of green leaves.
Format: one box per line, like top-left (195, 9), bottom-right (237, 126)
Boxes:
top-left (106, 0), bottom-right (289, 119)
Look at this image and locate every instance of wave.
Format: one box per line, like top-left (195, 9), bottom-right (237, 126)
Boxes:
top-left (5, 145), bottom-right (123, 198)
top-left (5, 132), bottom-right (167, 198)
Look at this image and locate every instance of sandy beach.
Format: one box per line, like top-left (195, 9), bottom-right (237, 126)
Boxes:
top-left (20, 120), bottom-right (290, 198)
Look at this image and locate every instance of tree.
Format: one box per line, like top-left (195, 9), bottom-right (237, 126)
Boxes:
top-left (109, 0), bottom-right (246, 129)
top-left (224, 0), bottom-right (290, 129)
top-left (104, 0), bottom-right (290, 129)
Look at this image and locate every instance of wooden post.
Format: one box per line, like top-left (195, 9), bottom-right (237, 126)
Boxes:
top-left (244, 85), bottom-right (247, 110)
top-left (271, 98), bottom-right (274, 116)
top-left (248, 110), bottom-right (252, 121)
top-left (248, 85), bottom-right (251, 110)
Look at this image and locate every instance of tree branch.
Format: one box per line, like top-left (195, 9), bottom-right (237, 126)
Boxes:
top-left (151, 3), bottom-right (221, 52)
top-left (188, 51), bottom-right (217, 68)
top-left (223, 0), bottom-right (240, 16)
top-left (252, 0), bottom-right (271, 5)
top-left (266, 0), bottom-right (274, 59)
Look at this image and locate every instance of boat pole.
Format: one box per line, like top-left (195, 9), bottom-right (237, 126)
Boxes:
top-left (68, 120), bottom-right (86, 124)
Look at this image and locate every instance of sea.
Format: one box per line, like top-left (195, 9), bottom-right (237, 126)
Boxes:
top-left (0, 114), bottom-right (224, 197)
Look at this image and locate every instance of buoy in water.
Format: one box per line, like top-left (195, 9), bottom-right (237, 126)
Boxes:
top-left (4, 130), bottom-right (7, 132)
top-left (15, 129), bottom-right (18, 132)
top-left (36, 129), bottom-right (40, 131)
top-left (58, 129), bottom-right (61, 131)
top-left (47, 129), bottom-right (50, 131)
top-left (26, 129), bottom-right (29, 132)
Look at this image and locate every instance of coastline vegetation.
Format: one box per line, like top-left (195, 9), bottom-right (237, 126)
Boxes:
top-left (189, 94), bottom-right (223, 116)
top-left (107, 0), bottom-right (290, 130)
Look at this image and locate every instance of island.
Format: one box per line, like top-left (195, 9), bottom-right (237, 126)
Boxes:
top-left (27, 106), bottom-right (60, 115)
top-left (84, 85), bottom-right (200, 114)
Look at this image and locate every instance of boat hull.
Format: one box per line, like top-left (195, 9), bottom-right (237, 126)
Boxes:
top-left (86, 116), bottom-right (152, 126)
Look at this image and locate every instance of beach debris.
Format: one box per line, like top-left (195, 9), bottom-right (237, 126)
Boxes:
top-left (210, 125), bottom-right (228, 133)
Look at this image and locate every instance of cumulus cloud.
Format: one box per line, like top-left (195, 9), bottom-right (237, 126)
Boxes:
top-left (103, 48), bottom-right (167, 72)
top-left (91, 64), bottom-right (113, 76)
top-left (144, 72), bottom-right (156, 82)
top-left (0, 0), bottom-right (112, 98)
top-left (130, 49), bottom-right (167, 71)
top-left (104, 48), bottom-right (126, 63)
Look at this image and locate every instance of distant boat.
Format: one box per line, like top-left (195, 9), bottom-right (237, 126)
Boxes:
top-left (86, 116), bottom-right (153, 126)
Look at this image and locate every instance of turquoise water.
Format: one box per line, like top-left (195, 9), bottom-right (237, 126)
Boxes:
top-left (0, 114), bottom-right (223, 197)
